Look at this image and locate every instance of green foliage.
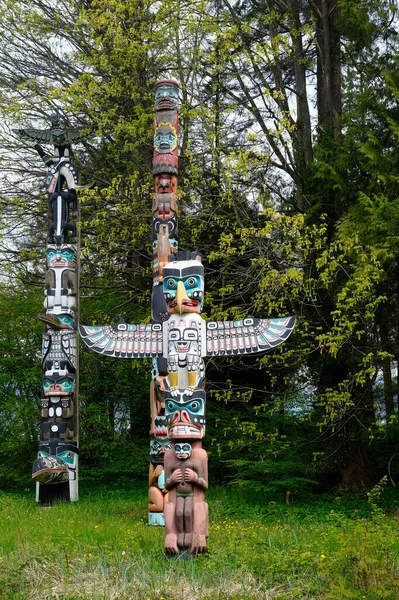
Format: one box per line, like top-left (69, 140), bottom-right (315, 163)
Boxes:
top-left (0, 283), bottom-right (43, 488)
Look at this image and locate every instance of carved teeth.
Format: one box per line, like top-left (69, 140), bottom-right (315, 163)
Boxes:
top-left (169, 425), bottom-right (201, 437)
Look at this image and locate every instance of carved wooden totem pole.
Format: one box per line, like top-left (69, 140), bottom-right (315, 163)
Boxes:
top-left (149, 79), bottom-right (179, 525)
top-left (80, 80), bottom-right (296, 555)
top-left (15, 116), bottom-right (83, 502)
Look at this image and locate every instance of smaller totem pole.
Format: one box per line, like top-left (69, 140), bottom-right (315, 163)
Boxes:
top-left (15, 115), bottom-right (85, 502)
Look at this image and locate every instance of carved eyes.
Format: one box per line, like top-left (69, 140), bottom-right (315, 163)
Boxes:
top-left (151, 440), bottom-right (172, 452)
top-left (59, 379), bottom-right (74, 391)
top-left (183, 330), bottom-right (198, 341)
top-left (58, 451), bottom-right (74, 465)
top-left (175, 443), bottom-right (191, 453)
top-left (165, 399), bottom-right (203, 413)
top-left (58, 315), bottom-right (73, 326)
top-left (46, 249), bottom-right (74, 260)
top-left (164, 276), bottom-right (202, 291)
top-left (43, 377), bottom-right (74, 391)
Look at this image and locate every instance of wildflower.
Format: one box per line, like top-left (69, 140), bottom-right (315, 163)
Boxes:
top-left (320, 554), bottom-right (326, 560)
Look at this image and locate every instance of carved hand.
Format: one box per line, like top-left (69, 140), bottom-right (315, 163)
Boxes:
top-left (153, 465), bottom-right (163, 477)
top-left (170, 469), bottom-right (183, 484)
top-left (184, 468), bottom-right (198, 483)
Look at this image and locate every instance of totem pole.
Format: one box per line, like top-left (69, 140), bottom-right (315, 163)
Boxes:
top-left (149, 79), bottom-right (179, 525)
top-left (79, 80), bottom-right (296, 555)
top-left (15, 115), bottom-right (84, 502)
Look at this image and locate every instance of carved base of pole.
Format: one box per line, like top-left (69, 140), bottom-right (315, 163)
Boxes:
top-left (35, 476), bottom-right (78, 503)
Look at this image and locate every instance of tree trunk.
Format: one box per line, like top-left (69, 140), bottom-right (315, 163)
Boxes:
top-left (379, 310), bottom-right (395, 417)
top-left (339, 443), bottom-right (376, 490)
top-left (313, 0), bottom-right (342, 141)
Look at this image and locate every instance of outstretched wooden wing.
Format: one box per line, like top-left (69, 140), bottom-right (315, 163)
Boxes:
top-left (205, 316), bottom-right (296, 356)
top-left (14, 127), bottom-right (89, 145)
top-left (79, 323), bottom-right (163, 358)
top-left (14, 127), bottom-right (54, 144)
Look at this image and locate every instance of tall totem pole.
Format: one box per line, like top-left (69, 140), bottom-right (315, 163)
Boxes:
top-left (15, 116), bottom-right (83, 502)
top-left (80, 80), bottom-right (296, 555)
top-left (149, 79), bottom-right (179, 525)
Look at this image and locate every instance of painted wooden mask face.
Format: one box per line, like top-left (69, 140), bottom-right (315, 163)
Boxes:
top-left (165, 390), bottom-right (206, 440)
top-left (42, 373), bottom-right (75, 397)
top-left (163, 259), bottom-right (204, 314)
top-left (154, 123), bottom-right (177, 153)
top-left (46, 245), bottom-right (77, 268)
top-left (154, 80), bottom-right (179, 111)
top-left (150, 438), bottom-right (173, 465)
top-left (174, 442), bottom-right (192, 460)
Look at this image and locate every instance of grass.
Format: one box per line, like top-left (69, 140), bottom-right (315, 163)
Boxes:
top-left (0, 481), bottom-right (399, 599)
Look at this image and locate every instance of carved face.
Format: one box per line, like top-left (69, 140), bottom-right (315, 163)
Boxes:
top-left (46, 245), bottom-right (76, 268)
top-left (52, 131), bottom-right (66, 146)
top-left (165, 390), bottom-right (206, 439)
top-left (168, 320), bottom-right (199, 360)
top-left (163, 260), bottom-right (204, 314)
top-left (150, 438), bottom-right (173, 465)
top-left (42, 373), bottom-right (75, 396)
top-left (154, 123), bottom-right (178, 153)
top-left (154, 81), bottom-right (179, 111)
top-left (174, 442), bottom-right (192, 460)
top-left (154, 175), bottom-right (177, 195)
top-left (33, 444), bottom-right (77, 483)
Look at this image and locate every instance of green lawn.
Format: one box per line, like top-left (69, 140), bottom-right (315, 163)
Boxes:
top-left (1, 482), bottom-right (399, 599)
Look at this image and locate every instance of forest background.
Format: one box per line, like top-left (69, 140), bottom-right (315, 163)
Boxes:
top-left (0, 0), bottom-right (398, 500)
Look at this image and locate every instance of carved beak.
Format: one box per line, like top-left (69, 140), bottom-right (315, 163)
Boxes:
top-left (175, 281), bottom-right (188, 313)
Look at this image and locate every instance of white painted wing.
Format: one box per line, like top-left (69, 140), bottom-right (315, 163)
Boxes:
top-left (205, 316), bottom-right (296, 356)
top-left (79, 323), bottom-right (163, 358)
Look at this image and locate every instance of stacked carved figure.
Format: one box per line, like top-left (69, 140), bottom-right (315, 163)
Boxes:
top-left (15, 116), bottom-right (84, 502)
top-left (80, 74), bottom-right (296, 559)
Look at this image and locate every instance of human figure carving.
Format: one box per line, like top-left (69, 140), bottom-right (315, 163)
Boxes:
top-left (164, 441), bottom-right (208, 554)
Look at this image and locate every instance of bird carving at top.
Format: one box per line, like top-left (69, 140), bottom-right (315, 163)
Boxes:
top-left (79, 253), bottom-right (296, 396)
